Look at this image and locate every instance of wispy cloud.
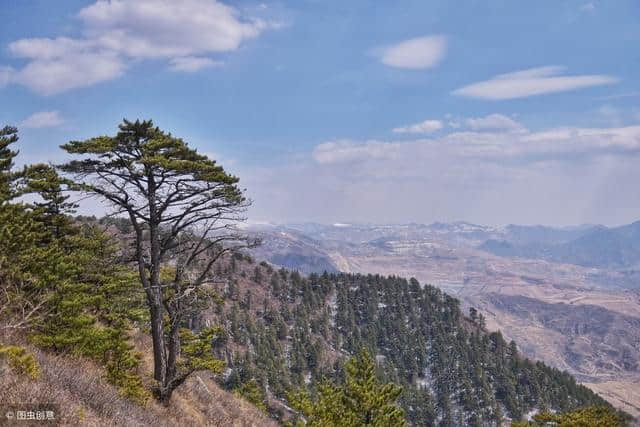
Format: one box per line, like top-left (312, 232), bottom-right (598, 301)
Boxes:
top-left (594, 103), bottom-right (640, 126)
top-left (168, 56), bottom-right (221, 73)
top-left (466, 114), bottom-right (525, 132)
top-left (2, 0), bottom-right (278, 95)
top-left (20, 111), bottom-right (65, 128)
top-left (597, 91), bottom-right (640, 100)
top-left (580, 2), bottom-right (595, 12)
top-left (393, 119), bottom-right (443, 134)
top-left (453, 66), bottom-right (618, 100)
top-left (313, 139), bottom-right (401, 164)
top-left (376, 35), bottom-right (447, 69)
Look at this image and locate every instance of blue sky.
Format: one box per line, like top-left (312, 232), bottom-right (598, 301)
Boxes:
top-left (2, 0), bottom-right (640, 226)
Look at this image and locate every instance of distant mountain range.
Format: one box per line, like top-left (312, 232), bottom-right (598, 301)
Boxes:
top-left (480, 221), bottom-right (640, 269)
top-left (248, 219), bottom-right (640, 271)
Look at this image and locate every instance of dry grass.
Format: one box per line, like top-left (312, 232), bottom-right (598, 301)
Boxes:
top-left (1, 347), bottom-right (163, 426)
top-left (0, 343), bottom-right (278, 426)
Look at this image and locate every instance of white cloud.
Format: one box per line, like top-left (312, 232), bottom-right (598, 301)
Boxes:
top-left (393, 119), bottom-right (443, 134)
top-left (169, 56), bottom-right (221, 72)
top-left (377, 35), bottom-right (446, 69)
top-left (393, 115), bottom-right (524, 135)
top-left (453, 66), bottom-right (618, 100)
top-left (77, 0), bottom-right (268, 58)
top-left (466, 114), bottom-right (525, 132)
top-left (20, 111), bottom-right (65, 128)
top-left (2, 0), bottom-right (276, 94)
top-left (16, 52), bottom-right (125, 95)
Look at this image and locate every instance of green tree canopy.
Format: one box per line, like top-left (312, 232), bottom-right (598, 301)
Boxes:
top-left (289, 349), bottom-right (406, 427)
top-left (511, 405), bottom-right (629, 427)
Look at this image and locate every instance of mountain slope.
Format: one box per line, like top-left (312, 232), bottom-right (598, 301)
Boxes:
top-left (248, 227), bottom-right (339, 274)
top-left (206, 256), bottom-right (628, 426)
top-left (485, 293), bottom-right (640, 380)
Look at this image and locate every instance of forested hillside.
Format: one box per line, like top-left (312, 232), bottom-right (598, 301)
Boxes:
top-left (206, 255), bottom-right (630, 425)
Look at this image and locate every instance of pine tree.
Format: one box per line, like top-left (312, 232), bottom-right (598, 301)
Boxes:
top-left (22, 164), bottom-right (78, 239)
top-left (60, 119), bottom-right (253, 403)
top-left (288, 349), bottom-right (406, 426)
top-left (0, 125), bottom-right (19, 202)
top-left (0, 127), bottom-right (57, 332)
top-left (234, 378), bottom-right (268, 412)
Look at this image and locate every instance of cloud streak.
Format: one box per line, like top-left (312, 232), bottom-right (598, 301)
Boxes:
top-left (453, 66), bottom-right (618, 100)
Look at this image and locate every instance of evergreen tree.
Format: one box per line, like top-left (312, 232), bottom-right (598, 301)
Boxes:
top-left (22, 164), bottom-right (78, 239)
top-left (234, 378), bottom-right (268, 412)
top-left (60, 119), bottom-right (253, 403)
top-left (289, 349), bottom-right (406, 426)
top-left (0, 125), bottom-right (19, 202)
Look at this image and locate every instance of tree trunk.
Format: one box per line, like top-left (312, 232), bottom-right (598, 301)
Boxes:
top-left (147, 173), bottom-right (167, 383)
top-left (156, 372), bottom-right (190, 406)
top-left (166, 319), bottom-right (180, 385)
top-left (149, 301), bottom-right (167, 383)
top-left (157, 384), bottom-right (172, 406)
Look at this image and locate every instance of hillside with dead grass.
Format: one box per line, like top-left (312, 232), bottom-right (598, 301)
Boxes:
top-left (0, 338), bottom-right (277, 427)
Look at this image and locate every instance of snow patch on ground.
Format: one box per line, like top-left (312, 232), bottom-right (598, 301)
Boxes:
top-left (525, 408), bottom-right (539, 421)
